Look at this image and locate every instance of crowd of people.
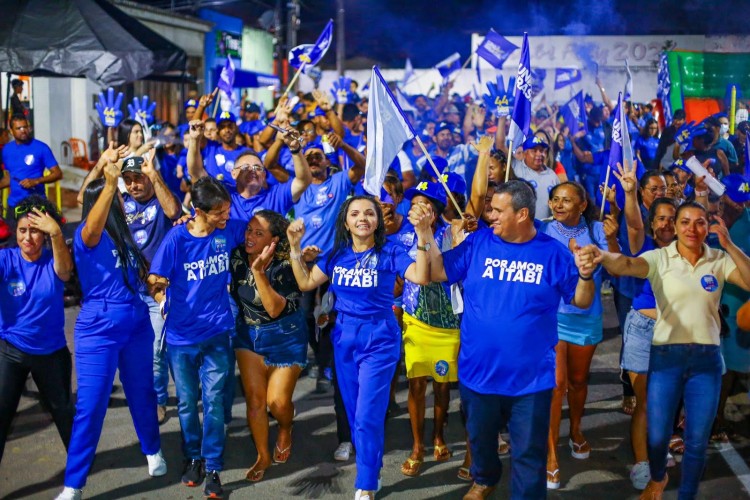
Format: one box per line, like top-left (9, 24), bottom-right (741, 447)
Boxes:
top-left (1, 70), bottom-right (750, 500)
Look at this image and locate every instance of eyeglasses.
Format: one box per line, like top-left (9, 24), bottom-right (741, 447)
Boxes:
top-left (14, 205), bottom-right (47, 217)
top-left (233, 163), bottom-right (264, 172)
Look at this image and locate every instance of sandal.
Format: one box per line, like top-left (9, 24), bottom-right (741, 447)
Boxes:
top-left (400, 457), bottom-right (423, 477)
top-left (457, 466), bottom-right (472, 482)
top-left (434, 443), bottom-right (452, 462)
top-left (245, 465), bottom-right (267, 482)
top-left (622, 396), bottom-right (636, 416)
top-left (569, 438), bottom-right (591, 459)
top-left (710, 430), bottom-right (729, 444)
top-left (547, 469), bottom-right (560, 490)
top-left (273, 443), bottom-right (291, 464)
top-left (668, 435), bottom-right (685, 455)
top-left (497, 436), bottom-right (510, 456)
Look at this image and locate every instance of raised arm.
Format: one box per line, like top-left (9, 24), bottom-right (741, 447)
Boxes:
top-left (712, 216), bottom-right (750, 291)
top-left (286, 219), bottom-right (329, 291)
top-left (402, 203), bottom-right (435, 285)
top-left (194, 88), bottom-right (218, 121)
top-left (141, 153), bottom-right (181, 219)
top-left (250, 243), bottom-right (289, 318)
top-left (26, 208), bottom-right (73, 281)
top-left (81, 153), bottom-right (123, 248)
top-left (467, 135), bottom-right (493, 218)
top-left (77, 142), bottom-right (127, 204)
top-left (585, 244), bottom-right (649, 278)
top-left (327, 132), bottom-right (365, 183)
top-left (185, 119), bottom-right (208, 181)
top-left (313, 90), bottom-right (345, 137)
top-left (613, 161), bottom-right (644, 254)
top-left (285, 130), bottom-right (311, 202)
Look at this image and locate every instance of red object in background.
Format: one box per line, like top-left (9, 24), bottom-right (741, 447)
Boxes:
top-left (653, 99), bottom-right (665, 129)
top-left (0, 217), bottom-right (9, 242)
top-left (684, 98), bottom-right (721, 124)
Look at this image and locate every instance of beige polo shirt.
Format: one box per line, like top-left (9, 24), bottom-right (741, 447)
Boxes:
top-left (641, 241), bottom-right (737, 345)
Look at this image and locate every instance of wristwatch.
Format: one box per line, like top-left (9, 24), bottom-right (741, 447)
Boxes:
top-left (417, 243), bottom-right (431, 251)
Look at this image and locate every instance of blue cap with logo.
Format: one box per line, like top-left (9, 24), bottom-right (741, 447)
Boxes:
top-left (669, 158), bottom-right (691, 174)
top-left (435, 121), bottom-right (453, 135)
top-left (242, 119), bottom-right (266, 136)
top-left (522, 135), bottom-right (549, 150)
top-left (721, 174), bottom-right (750, 203)
top-left (440, 172), bottom-right (466, 195)
top-left (308, 107), bottom-right (327, 119)
top-left (404, 180), bottom-right (447, 208)
top-left (217, 111), bottom-right (236, 124)
top-left (184, 99), bottom-right (198, 110)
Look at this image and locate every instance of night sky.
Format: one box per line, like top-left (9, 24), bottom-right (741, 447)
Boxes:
top-left (143, 0), bottom-right (750, 68)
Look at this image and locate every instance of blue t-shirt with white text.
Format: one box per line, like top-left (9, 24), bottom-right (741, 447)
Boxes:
top-left (296, 173), bottom-right (354, 258)
top-left (201, 140), bottom-right (252, 191)
top-left (123, 193), bottom-right (177, 263)
top-left (2, 139), bottom-right (58, 206)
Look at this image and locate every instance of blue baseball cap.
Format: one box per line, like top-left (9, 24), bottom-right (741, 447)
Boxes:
top-left (435, 121), bottom-right (453, 135)
top-left (184, 99), bottom-right (198, 110)
top-left (522, 135), bottom-right (549, 150)
top-left (242, 119), bottom-right (266, 136)
top-left (307, 107), bottom-right (327, 119)
top-left (721, 174), bottom-right (750, 203)
top-left (379, 187), bottom-right (395, 205)
top-left (404, 181), bottom-right (447, 208)
top-left (440, 172), bottom-right (467, 195)
top-left (668, 158), bottom-right (691, 174)
top-left (217, 111), bottom-right (237, 124)
top-left (303, 139), bottom-right (325, 154)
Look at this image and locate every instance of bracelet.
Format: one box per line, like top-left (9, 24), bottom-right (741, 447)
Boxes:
top-left (695, 189), bottom-right (709, 197)
top-left (578, 272), bottom-right (593, 281)
top-left (289, 147), bottom-right (301, 155)
top-left (290, 252), bottom-right (301, 259)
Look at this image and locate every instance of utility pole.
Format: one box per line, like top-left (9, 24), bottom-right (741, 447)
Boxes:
top-left (336, 0), bottom-right (345, 76)
top-left (286, 0), bottom-right (300, 89)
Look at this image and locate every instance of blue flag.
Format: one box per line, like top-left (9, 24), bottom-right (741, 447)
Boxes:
top-left (217, 56), bottom-right (236, 113)
top-left (435, 52), bottom-right (461, 79)
top-left (560, 91), bottom-right (587, 137)
top-left (657, 52), bottom-right (673, 126)
top-left (476, 29), bottom-right (518, 69)
top-left (364, 66), bottom-right (416, 196)
top-left (554, 68), bottom-right (582, 90)
top-left (402, 58), bottom-right (415, 87)
top-left (600, 92), bottom-right (643, 211)
top-left (745, 133), bottom-right (750, 178)
top-left (507, 33), bottom-right (532, 149)
top-left (289, 19), bottom-right (333, 71)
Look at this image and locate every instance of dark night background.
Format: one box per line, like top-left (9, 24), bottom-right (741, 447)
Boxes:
top-left (137, 0), bottom-right (750, 68)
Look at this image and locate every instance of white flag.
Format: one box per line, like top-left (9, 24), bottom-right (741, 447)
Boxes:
top-left (364, 66), bottom-right (416, 196)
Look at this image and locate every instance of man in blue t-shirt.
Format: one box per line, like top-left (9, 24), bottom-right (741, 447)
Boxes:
top-left (195, 111), bottom-right (252, 192)
top-left (0, 116), bottom-right (62, 222)
top-left (186, 118), bottom-right (312, 222)
top-left (426, 181), bottom-right (596, 499)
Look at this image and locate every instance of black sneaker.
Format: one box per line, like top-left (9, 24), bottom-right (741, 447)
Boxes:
top-left (204, 470), bottom-right (223, 499)
top-left (182, 459), bottom-right (205, 487)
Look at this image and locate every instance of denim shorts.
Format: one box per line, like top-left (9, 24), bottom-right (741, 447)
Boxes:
top-left (621, 309), bottom-right (655, 374)
top-left (234, 309), bottom-right (308, 368)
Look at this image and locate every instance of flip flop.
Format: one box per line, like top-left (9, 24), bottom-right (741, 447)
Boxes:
top-left (433, 443), bottom-right (452, 462)
top-left (245, 466), bottom-right (266, 482)
top-left (400, 457), bottom-right (423, 477)
top-left (457, 466), bottom-right (472, 482)
top-left (274, 443), bottom-right (291, 464)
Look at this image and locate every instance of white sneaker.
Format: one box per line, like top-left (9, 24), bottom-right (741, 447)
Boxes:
top-left (630, 461), bottom-right (651, 490)
top-left (666, 451), bottom-right (676, 468)
top-left (354, 489), bottom-right (374, 500)
top-left (55, 487), bottom-right (83, 500)
top-left (147, 449), bottom-right (167, 477)
top-left (334, 441), bottom-right (353, 461)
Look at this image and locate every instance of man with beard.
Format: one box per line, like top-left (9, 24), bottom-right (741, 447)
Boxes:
top-left (415, 121), bottom-right (480, 180)
top-left (186, 119), bottom-right (311, 222)
top-left (198, 111), bottom-right (252, 192)
top-left (0, 115), bottom-right (62, 224)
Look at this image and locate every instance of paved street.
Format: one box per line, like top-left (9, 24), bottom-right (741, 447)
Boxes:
top-left (2, 296), bottom-right (750, 499)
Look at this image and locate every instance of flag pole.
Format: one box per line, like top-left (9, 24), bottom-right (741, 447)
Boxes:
top-left (273, 65), bottom-right (306, 115)
top-left (448, 54), bottom-right (474, 84)
top-left (504, 140), bottom-right (513, 182)
top-left (599, 165), bottom-right (612, 221)
top-left (414, 135), bottom-right (465, 220)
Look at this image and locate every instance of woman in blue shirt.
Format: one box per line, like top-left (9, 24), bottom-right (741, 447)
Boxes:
top-left (0, 195), bottom-right (73, 465)
top-left (287, 195), bottom-right (431, 500)
top-left (541, 181), bottom-right (620, 490)
top-left (635, 119), bottom-right (660, 171)
top-left (56, 150), bottom-right (165, 500)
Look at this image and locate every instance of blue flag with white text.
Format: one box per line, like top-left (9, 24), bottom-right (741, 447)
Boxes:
top-left (600, 92), bottom-right (643, 211)
top-left (364, 66), bottom-right (417, 196)
top-left (476, 29), bottom-right (518, 69)
top-left (554, 68), bottom-right (582, 90)
top-left (217, 56), bottom-right (236, 112)
top-left (507, 33), bottom-right (532, 149)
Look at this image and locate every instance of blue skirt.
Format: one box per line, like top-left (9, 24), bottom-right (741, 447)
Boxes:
top-left (557, 312), bottom-right (602, 346)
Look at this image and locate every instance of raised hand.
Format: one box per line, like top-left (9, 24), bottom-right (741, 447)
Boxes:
top-left (312, 89), bottom-right (333, 111)
top-left (675, 121), bottom-right (707, 152)
top-left (102, 154), bottom-right (123, 185)
top-left (251, 242), bottom-right (276, 273)
top-left (199, 88), bottom-right (219, 109)
top-left (326, 132), bottom-right (342, 151)
top-left (472, 104), bottom-right (487, 128)
top-left (101, 141), bottom-right (129, 164)
top-left (287, 219), bottom-right (306, 250)
top-left (408, 202), bottom-right (434, 236)
top-left (187, 119), bottom-right (204, 141)
top-left (613, 161), bottom-right (637, 193)
top-left (96, 87), bottom-right (124, 128)
top-left (602, 214), bottom-right (619, 240)
top-left (301, 245), bottom-right (322, 263)
top-left (26, 208), bottom-right (62, 237)
top-left (471, 135), bottom-right (494, 155)
top-left (330, 76), bottom-right (353, 105)
top-left (483, 75), bottom-right (516, 117)
top-left (127, 95), bottom-right (157, 125)
top-left (141, 153), bottom-right (156, 178)
top-left (709, 215), bottom-right (732, 249)
top-left (279, 126), bottom-right (301, 151)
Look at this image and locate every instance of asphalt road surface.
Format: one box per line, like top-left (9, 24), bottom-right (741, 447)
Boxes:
top-left (2, 295), bottom-right (750, 499)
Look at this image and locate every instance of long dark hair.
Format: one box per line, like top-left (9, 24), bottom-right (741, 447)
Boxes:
top-left (254, 210), bottom-right (290, 260)
top-left (81, 178), bottom-right (148, 294)
top-left (327, 195), bottom-right (386, 269)
top-left (117, 119), bottom-right (141, 149)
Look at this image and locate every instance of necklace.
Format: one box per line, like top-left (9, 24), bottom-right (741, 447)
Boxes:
top-left (353, 245), bottom-right (374, 269)
top-left (553, 220), bottom-right (587, 239)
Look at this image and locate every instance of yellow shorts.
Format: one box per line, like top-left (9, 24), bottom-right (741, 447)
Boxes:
top-left (402, 312), bottom-right (459, 383)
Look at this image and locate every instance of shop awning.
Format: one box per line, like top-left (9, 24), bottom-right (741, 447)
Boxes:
top-left (0, 0), bottom-right (188, 86)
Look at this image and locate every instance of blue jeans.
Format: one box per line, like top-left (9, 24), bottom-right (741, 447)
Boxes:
top-left (142, 294), bottom-right (170, 406)
top-left (168, 333), bottom-right (231, 472)
top-left (460, 383), bottom-right (552, 498)
top-left (647, 344), bottom-right (722, 499)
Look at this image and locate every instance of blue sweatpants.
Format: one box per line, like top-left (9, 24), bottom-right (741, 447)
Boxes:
top-left (332, 312), bottom-right (400, 491)
top-left (65, 301), bottom-right (160, 489)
